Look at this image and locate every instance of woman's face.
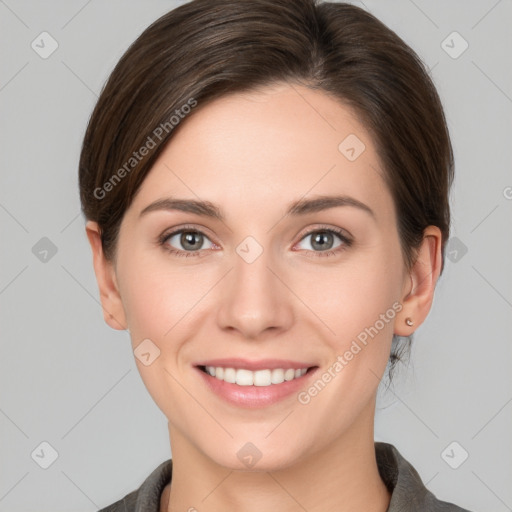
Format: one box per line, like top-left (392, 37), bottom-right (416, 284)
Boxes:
top-left (112, 83), bottom-right (411, 470)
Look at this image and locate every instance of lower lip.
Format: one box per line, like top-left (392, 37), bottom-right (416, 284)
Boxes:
top-left (196, 367), bottom-right (317, 408)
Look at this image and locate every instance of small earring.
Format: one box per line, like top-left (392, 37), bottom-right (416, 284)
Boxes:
top-left (405, 317), bottom-right (414, 327)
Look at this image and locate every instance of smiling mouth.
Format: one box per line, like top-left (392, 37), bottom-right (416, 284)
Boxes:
top-left (198, 365), bottom-right (315, 386)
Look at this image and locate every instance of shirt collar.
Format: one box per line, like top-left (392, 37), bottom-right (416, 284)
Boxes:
top-left (123, 442), bottom-right (468, 512)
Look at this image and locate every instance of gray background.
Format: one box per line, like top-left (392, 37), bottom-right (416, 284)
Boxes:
top-left (1, 0), bottom-right (511, 511)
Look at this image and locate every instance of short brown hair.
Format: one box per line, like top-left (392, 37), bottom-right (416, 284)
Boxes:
top-left (79, 0), bottom-right (454, 374)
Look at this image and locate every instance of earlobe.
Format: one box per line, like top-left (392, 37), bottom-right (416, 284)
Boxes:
top-left (394, 226), bottom-right (443, 336)
top-left (85, 221), bottom-right (128, 330)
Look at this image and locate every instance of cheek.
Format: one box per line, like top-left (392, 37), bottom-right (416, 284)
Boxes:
top-left (293, 251), bottom-right (402, 348)
top-left (116, 253), bottom-right (225, 395)
top-left (291, 261), bottom-right (401, 440)
top-left (115, 253), bottom-right (216, 412)
top-left (118, 251), bottom-right (217, 342)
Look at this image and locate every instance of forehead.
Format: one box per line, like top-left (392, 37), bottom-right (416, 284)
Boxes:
top-left (129, 83), bottom-right (395, 223)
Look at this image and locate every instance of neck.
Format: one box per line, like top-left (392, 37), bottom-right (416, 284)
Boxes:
top-left (163, 401), bottom-right (390, 512)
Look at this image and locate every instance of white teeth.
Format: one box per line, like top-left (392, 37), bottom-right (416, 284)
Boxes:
top-left (284, 368), bottom-right (295, 381)
top-left (271, 368), bottom-right (284, 384)
top-left (254, 370), bottom-right (271, 386)
top-left (204, 366), bottom-right (309, 386)
top-left (223, 367), bottom-right (236, 383)
top-left (236, 369), bottom-right (254, 386)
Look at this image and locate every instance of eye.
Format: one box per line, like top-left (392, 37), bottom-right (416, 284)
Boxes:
top-left (295, 227), bottom-right (351, 256)
top-left (160, 228), bottom-right (214, 255)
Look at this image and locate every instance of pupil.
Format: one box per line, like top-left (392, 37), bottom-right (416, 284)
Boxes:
top-left (312, 231), bottom-right (333, 251)
top-left (181, 231), bottom-right (202, 250)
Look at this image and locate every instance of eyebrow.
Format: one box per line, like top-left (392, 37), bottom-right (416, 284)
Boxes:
top-left (139, 194), bottom-right (375, 220)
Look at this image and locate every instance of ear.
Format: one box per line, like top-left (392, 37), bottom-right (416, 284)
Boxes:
top-left (85, 221), bottom-right (127, 330)
top-left (394, 225), bottom-right (443, 336)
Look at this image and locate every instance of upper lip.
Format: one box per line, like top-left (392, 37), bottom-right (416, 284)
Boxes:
top-left (195, 358), bottom-right (316, 371)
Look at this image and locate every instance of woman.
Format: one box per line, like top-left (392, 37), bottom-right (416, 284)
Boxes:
top-left (79, 0), bottom-right (473, 510)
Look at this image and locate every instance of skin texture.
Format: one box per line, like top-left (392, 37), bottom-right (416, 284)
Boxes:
top-left (86, 83), bottom-right (442, 512)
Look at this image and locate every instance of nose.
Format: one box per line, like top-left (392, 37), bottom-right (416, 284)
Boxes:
top-left (216, 246), bottom-right (294, 340)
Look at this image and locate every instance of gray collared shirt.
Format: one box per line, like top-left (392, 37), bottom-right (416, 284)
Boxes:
top-left (98, 442), bottom-right (473, 511)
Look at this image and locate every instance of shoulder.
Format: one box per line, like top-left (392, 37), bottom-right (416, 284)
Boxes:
top-left (97, 459), bottom-right (173, 512)
top-left (376, 442), bottom-right (474, 512)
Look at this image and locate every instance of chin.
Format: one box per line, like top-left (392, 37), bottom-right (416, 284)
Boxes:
top-left (203, 439), bottom-right (310, 473)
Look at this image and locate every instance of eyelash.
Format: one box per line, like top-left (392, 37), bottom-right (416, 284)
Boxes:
top-left (158, 224), bottom-right (353, 259)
